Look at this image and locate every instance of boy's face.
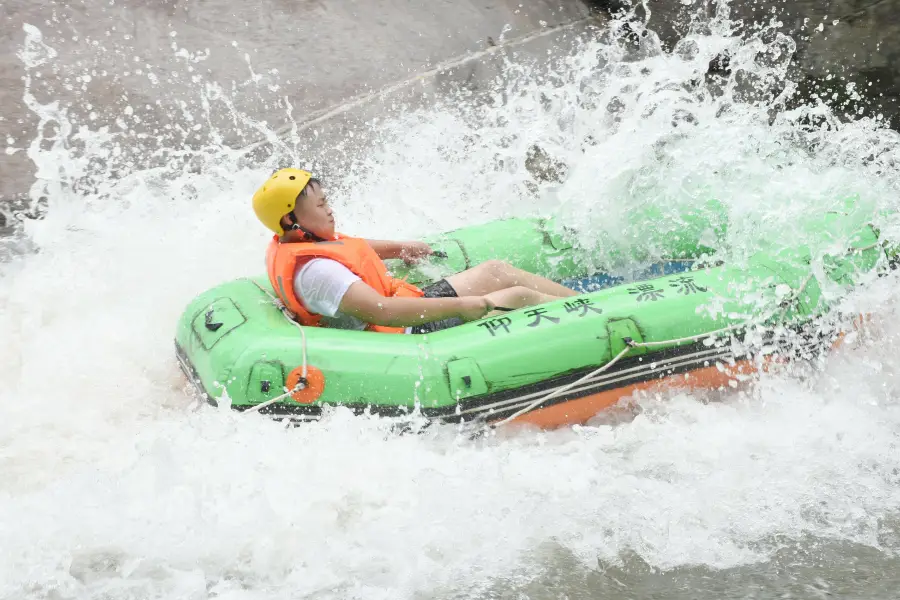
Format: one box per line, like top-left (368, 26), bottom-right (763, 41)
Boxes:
top-left (290, 182), bottom-right (335, 240)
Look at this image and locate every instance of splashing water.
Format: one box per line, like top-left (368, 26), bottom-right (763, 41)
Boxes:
top-left (4, 5), bottom-right (900, 599)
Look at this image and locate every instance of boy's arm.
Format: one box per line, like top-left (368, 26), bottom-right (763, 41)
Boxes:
top-left (365, 239), bottom-right (433, 261)
top-left (339, 281), bottom-right (492, 327)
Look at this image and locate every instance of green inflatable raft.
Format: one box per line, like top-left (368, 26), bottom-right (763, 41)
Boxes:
top-left (174, 199), bottom-right (894, 428)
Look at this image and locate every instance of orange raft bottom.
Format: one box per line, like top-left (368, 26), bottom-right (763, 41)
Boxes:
top-left (507, 358), bottom-right (764, 430)
top-left (509, 322), bottom-right (862, 430)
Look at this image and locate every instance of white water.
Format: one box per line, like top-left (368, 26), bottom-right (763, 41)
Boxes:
top-left (4, 6), bottom-right (900, 599)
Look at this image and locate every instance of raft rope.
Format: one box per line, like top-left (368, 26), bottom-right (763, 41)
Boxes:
top-left (492, 322), bottom-right (749, 427)
top-left (240, 278), bottom-right (309, 415)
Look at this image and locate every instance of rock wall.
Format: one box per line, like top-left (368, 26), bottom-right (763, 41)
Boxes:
top-left (0, 0), bottom-right (599, 229)
top-left (9, 0), bottom-right (894, 235)
top-left (589, 0), bottom-right (900, 126)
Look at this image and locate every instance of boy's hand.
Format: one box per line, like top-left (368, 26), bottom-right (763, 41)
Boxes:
top-left (400, 241), bottom-right (434, 265)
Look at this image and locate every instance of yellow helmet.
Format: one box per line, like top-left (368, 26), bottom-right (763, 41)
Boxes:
top-left (252, 168), bottom-right (313, 236)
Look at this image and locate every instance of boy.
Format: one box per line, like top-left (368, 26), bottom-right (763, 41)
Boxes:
top-left (253, 168), bottom-right (576, 334)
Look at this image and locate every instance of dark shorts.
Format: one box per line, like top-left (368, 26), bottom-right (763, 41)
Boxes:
top-left (410, 279), bottom-right (464, 335)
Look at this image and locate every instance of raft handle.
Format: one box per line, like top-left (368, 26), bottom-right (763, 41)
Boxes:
top-left (204, 309), bottom-right (224, 332)
top-left (260, 380), bottom-right (271, 393)
top-left (462, 375), bottom-right (472, 388)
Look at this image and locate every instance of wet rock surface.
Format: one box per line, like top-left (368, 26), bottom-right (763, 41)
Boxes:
top-left (592, 0), bottom-right (900, 128)
top-left (0, 0), bottom-right (594, 215)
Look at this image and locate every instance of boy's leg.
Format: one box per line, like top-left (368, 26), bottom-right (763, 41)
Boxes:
top-left (484, 286), bottom-right (562, 315)
top-left (446, 260), bottom-right (578, 298)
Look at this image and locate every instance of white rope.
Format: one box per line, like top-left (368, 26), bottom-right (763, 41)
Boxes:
top-left (240, 278), bottom-right (309, 415)
top-left (493, 322), bottom-right (749, 426)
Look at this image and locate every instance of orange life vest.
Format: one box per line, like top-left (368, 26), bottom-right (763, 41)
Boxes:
top-left (265, 233), bottom-right (424, 334)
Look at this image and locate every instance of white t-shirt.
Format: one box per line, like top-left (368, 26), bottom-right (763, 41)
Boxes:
top-left (293, 258), bottom-right (367, 330)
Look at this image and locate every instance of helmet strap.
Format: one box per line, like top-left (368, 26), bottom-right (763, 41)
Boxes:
top-left (285, 211), bottom-right (326, 242)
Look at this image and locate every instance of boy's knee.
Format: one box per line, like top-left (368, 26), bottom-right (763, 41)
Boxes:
top-left (480, 259), bottom-right (512, 276)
